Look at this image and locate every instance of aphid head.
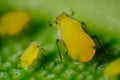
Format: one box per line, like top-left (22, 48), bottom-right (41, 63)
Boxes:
top-left (56, 12), bottom-right (69, 25)
top-left (49, 12), bottom-right (70, 27)
top-left (30, 41), bottom-right (39, 49)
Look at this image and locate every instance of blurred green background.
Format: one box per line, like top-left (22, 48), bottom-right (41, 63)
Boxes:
top-left (0, 0), bottom-right (120, 80)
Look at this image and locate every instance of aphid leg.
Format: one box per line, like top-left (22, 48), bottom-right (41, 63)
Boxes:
top-left (91, 35), bottom-right (109, 58)
top-left (41, 53), bottom-right (48, 60)
top-left (56, 39), bottom-right (62, 63)
top-left (17, 55), bottom-right (24, 68)
top-left (69, 8), bottom-right (75, 16)
top-left (81, 22), bottom-right (89, 34)
top-left (40, 48), bottom-right (46, 52)
top-left (39, 48), bottom-right (47, 58)
top-left (48, 18), bottom-right (56, 27)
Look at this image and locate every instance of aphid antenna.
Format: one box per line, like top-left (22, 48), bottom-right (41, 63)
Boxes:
top-left (62, 0), bottom-right (75, 16)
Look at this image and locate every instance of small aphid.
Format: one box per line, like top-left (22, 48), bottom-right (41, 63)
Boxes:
top-left (20, 42), bottom-right (40, 67)
top-left (0, 11), bottom-right (31, 36)
top-left (55, 12), bottom-right (96, 62)
top-left (104, 58), bottom-right (120, 77)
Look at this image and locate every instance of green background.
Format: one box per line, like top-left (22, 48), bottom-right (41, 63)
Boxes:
top-left (0, 0), bottom-right (120, 80)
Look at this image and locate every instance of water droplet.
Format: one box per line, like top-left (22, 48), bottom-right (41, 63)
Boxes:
top-left (65, 69), bottom-right (73, 77)
top-left (40, 70), bottom-right (47, 76)
top-left (0, 72), bottom-right (7, 78)
top-left (14, 69), bottom-right (21, 77)
top-left (54, 64), bottom-right (62, 70)
top-left (3, 62), bottom-right (11, 68)
top-left (46, 74), bottom-right (55, 79)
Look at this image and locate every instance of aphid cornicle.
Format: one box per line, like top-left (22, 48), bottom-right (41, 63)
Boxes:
top-left (56, 12), bottom-right (96, 62)
top-left (20, 42), bottom-right (40, 67)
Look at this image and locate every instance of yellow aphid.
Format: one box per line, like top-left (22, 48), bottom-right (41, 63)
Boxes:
top-left (56, 13), bottom-right (96, 62)
top-left (20, 42), bottom-right (39, 67)
top-left (104, 58), bottom-right (120, 77)
top-left (0, 11), bottom-right (31, 36)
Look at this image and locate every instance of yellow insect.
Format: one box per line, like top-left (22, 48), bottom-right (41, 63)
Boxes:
top-left (0, 11), bottom-right (31, 36)
top-left (55, 12), bottom-right (96, 62)
top-left (104, 58), bottom-right (120, 77)
top-left (20, 42), bottom-right (40, 67)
